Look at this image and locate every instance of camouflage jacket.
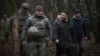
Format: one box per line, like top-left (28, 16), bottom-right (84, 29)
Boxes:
top-left (18, 11), bottom-right (31, 33)
top-left (21, 15), bottom-right (52, 42)
top-left (0, 19), bottom-right (10, 40)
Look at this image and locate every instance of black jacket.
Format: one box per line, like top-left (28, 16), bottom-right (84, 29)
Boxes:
top-left (72, 17), bottom-right (88, 40)
top-left (52, 19), bottom-right (74, 48)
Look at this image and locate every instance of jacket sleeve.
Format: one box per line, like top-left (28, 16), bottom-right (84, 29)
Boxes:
top-left (70, 21), bottom-right (75, 43)
top-left (52, 20), bottom-right (59, 41)
top-left (21, 17), bottom-right (31, 41)
top-left (45, 18), bottom-right (52, 40)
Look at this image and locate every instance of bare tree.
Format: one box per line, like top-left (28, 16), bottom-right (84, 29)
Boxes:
top-left (96, 0), bottom-right (100, 44)
top-left (0, 0), bottom-right (11, 18)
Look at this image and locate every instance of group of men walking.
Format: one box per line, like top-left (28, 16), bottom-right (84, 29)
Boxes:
top-left (53, 10), bottom-right (88, 56)
top-left (0, 2), bottom-right (88, 56)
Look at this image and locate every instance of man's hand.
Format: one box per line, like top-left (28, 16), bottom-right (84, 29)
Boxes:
top-left (22, 41), bottom-right (27, 46)
top-left (55, 39), bottom-right (59, 43)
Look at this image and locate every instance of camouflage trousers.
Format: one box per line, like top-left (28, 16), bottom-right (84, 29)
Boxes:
top-left (28, 41), bottom-right (46, 56)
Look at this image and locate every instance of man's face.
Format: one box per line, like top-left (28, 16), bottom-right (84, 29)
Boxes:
top-left (22, 8), bottom-right (28, 13)
top-left (3, 15), bottom-right (7, 20)
top-left (61, 12), bottom-right (68, 20)
top-left (57, 15), bottom-right (61, 20)
top-left (75, 13), bottom-right (81, 18)
top-left (35, 11), bottom-right (43, 16)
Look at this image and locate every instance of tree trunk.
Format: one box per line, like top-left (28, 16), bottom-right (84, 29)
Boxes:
top-left (96, 0), bottom-right (100, 44)
top-left (0, 0), bottom-right (11, 18)
top-left (15, 0), bottom-right (25, 8)
top-left (26, 0), bottom-right (44, 13)
top-left (9, 0), bottom-right (20, 56)
top-left (85, 0), bottom-right (93, 33)
top-left (11, 14), bottom-right (20, 56)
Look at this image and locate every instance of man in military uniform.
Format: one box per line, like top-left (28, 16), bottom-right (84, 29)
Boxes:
top-left (21, 5), bottom-right (52, 56)
top-left (18, 2), bottom-right (31, 56)
top-left (18, 2), bottom-right (31, 33)
top-left (0, 14), bottom-right (10, 56)
top-left (0, 14), bottom-right (10, 41)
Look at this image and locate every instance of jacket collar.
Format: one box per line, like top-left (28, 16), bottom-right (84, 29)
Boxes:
top-left (73, 15), bottom-right (82, 21)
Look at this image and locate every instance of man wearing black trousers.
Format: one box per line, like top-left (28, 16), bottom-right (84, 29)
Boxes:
top-left (52, 11), bottom-right (76, 56)
top-left (72, 9), bottom-right (88, 56)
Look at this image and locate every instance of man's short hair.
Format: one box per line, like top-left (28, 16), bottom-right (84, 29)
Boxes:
top-left (61, 10), bottom-right (69, 15)
top-left (35, 5), bottom-right (43, 11)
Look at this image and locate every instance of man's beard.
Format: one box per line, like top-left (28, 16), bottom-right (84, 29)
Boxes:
top-left (61, 18), bottom-right (69, 23)
top-left (62, 18), bottom-right (66, 22)
top-left (35, 15), bottom-right (43, 19)
top-left (76, 16), bottom-right (81, 19)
